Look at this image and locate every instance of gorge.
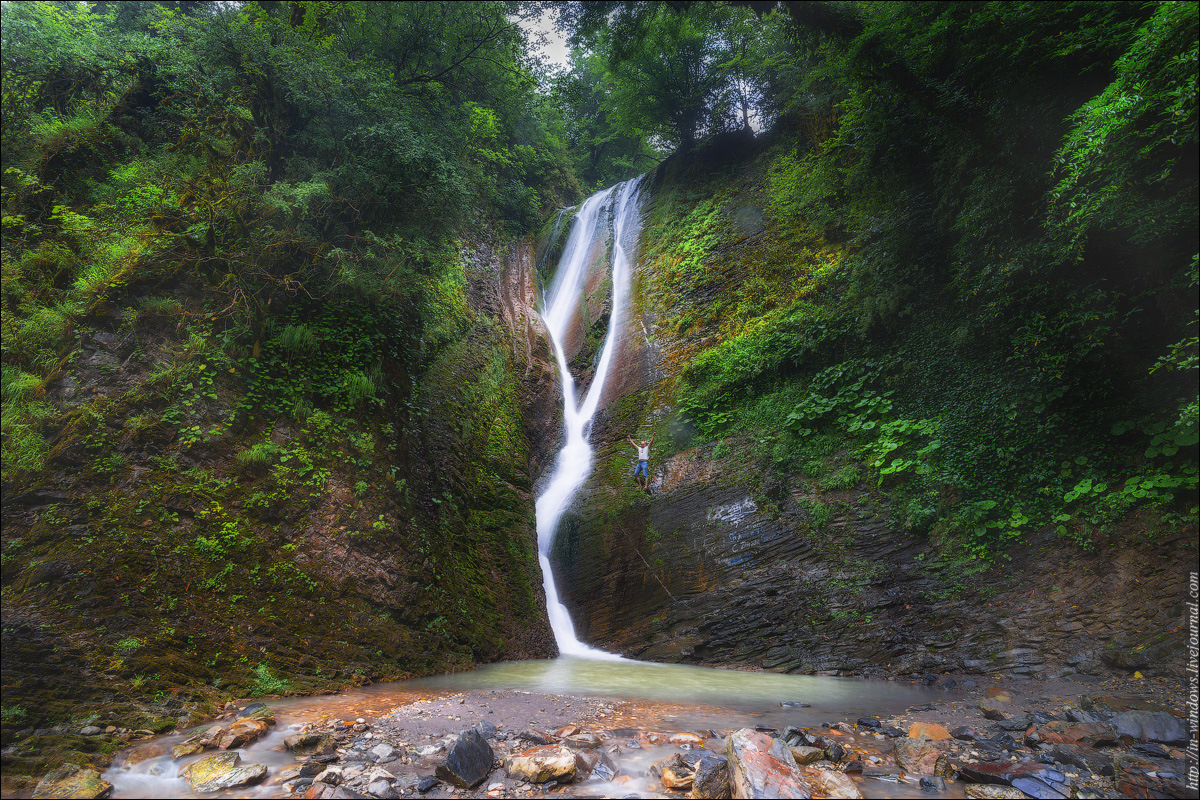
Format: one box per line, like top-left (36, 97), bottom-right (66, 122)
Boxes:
top-left (1, 1), bottom-right (1196, 797)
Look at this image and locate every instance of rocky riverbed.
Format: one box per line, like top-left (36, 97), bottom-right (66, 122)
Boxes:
top-left (27, 671), bottom-right (1193, 800)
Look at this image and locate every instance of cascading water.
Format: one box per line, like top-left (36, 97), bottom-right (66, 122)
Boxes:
top-left (535, 176), bottom-right (646, 659)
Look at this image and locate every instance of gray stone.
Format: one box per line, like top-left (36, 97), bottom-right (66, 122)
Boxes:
top-left (366, 779), bottom-right (398, 799)
top-left (79, 726), bottom-right (103, 736)
top-left (1111, 711), bottom-right (1188, 745)
top-left (920, 776), bottom-right (946, 792)
top-left (692, 755), bottom-right (730, 800)
top-left (435, 728), bottom-right (493, 789)
top-left (370, 744), bottom-right (395, 761)
top-left (1047, 743), bottom-right (1113, 775)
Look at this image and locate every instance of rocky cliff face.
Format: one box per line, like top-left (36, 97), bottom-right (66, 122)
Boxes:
top-left (543, 153), bottom-right (1195, 682)
top-left (0, 235), bottom-right (556, 775)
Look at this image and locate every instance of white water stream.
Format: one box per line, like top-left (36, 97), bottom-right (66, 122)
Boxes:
top-left (534, 176), bottom-right (646, 658)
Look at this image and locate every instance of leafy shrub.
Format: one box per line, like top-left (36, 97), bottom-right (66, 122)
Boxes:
top-left (236, 442), bottom-right (280, 473)
top-left (248, 664), bottom-right (289, 697)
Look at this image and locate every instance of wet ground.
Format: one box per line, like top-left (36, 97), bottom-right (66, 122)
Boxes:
top-left (87, 661), bottom-right (1194, 799)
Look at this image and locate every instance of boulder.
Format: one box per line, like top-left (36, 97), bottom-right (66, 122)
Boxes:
top-left (172, 738), bottom-right (206, 759)
top-left (563, 733), bottom-right (602, 749)
top-left (503, 745), bottom-right (576, 784)
top-left (789, 746), bottom-right (824, 765)
top-left (893, 739), bottom-right (949, 776)
top-left (217, 717), bottom-right (271, 749)
top-left (367, 779), bottom-right (398, 799)
top-left (692, 755), bottom-right (730, 800)
top-left (285, 733), bottom-right (337, 757)
top-left (31, 764), bottom-right (113, 799)
top-left (196, 725), bottom-right (225, 747)
top-left (435, 729), bottom-right (494, 789)
top-left (237, 702), bottom-right (276, 723)
top-left (179, 751), bottom-right (269, 792)
top-left (725, 728), bottom-right (811, 799)
top-left (651, 753), bottom-right (694, 790)
top-left (1111, 711), bottom-right (1188, 745)
top-left (803, 767), bottom-right (862, 799)
top-left (919, 776), bottom-right (947, 792)
top-left (314, 766), bottom-right (343, 785)
top-left (908, 722), bottom-right (952, 741)
top-left (572, 749), bottom-right (598, 778)
top-left (124, 743), bottom-right (167, 766)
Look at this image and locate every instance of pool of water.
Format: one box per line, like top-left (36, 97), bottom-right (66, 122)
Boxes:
top-left (104, 656), bottom-right (950, 798)
top-left (401, 657), bottom-right (947, 729)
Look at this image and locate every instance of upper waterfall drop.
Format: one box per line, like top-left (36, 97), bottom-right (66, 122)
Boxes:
top-left (535, 176), bottom-right (647, 659)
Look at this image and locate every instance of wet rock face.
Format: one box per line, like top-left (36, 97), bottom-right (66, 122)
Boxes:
top-left (539, 194), bottom-right (1194, 680)
top-left (554, 430), bottom-right (1194, 677)
top-left (30, 763), bottom-right (112, 799)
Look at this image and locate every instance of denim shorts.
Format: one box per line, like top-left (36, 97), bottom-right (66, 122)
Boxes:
top-left (634, 460), bottom-right (649, 477)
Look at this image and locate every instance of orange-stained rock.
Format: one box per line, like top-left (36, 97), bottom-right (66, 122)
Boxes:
top-left (1024, 721), bottom-right (1117, 746)
top-left (894, 739), bottom-right (950, 776)
top-left (908, 723), bottom-right (951, 741)
top-left (726, 728), bottom-right (811, 799)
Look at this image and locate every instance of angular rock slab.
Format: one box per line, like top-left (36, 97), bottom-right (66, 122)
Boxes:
top-left (1115, 754), bottom-right (1191, 799)
top-left (180, 751), bottom-right (269, 793)
top-left (725, 728), bottom-right (811, 799)
top-left (1111, 710), bottom-right (1188, 745)
top-left (1024, 721), bottom-right (1117, 747)
top-left (693, 755), bottom-right (730, 800)
top-left (503, 745), bottom-right (577, 784)
top-left (959, 762), bottom-right (1070, 798)
top-left (965, 787), bottom-right (1026, 800)
top-left (31, 764), bottom-right (113, 799)
top-left (803, 767), bottom-right (862, 799)
top-left (436, 728), bottom-right (494, 789)
top-left (285, 732), bottom-right (337, 757)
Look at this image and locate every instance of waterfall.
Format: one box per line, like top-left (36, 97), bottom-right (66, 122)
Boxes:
top-left (535, 176), bottom-right (646, 659)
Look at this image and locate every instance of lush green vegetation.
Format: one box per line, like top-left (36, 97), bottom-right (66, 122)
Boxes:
top-left (0, 0), bottom-right (1196, 779)
top-left (1, 0), bottom-right (565, 772)
top-left (630, 1), bottom-right (1198, 556)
